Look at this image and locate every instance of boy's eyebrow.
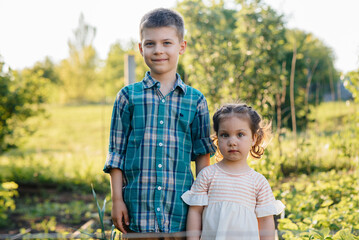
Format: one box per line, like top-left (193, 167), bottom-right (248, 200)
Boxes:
top-left (143, 38), bottom-right (175, 42)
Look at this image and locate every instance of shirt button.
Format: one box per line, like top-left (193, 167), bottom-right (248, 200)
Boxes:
top-left (158, 164), bottom-right (162, 168)
top-left (159, 120), bottom-right (164, 125)
top-left (159, 142), bottom-right (163, 147)
top-left (161, 99), bottom-right (165, 103)
top-left (156, 207), bottom-right (160, 212)
top-left (157, 186), bottom-right (162, 190)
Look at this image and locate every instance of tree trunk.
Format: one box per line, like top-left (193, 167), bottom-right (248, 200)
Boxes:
top-left (328, 62), bottom-right (336, 101)
top-left (289, 41), bottom-right (297, 161)
top-left (305, 60), bottom-right (319, 115)
top-left (277, 61), bottom-right (287, 175)
top-left (290, 43), bottom-right (297, 139)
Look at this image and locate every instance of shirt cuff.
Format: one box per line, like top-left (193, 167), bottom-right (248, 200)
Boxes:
top-left (192, 137), bottom-right (216, 159)
top-left (103, 151), bottom-right (125, 173)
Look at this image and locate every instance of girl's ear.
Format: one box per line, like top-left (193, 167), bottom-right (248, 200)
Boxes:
top-left (252, 133), bottom-right (257, 146)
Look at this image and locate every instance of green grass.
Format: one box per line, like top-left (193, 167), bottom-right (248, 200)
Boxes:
top-left (0, 104), bottom-right (113, 192)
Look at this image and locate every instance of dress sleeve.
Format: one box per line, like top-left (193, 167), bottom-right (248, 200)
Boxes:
top-left (190, 94), bottom-right (216, 160)
top-left (255, 174), bottom-right (285, 218)
top-left (103, 87), bottom-right (132, 173)
top-left (181, 167), bottom-right (210, 206)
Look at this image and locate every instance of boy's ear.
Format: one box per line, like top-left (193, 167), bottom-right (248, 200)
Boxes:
top-left (138, 42), bottom-right (144, 56)
top-left (179, 40), bottom-right (187, 55)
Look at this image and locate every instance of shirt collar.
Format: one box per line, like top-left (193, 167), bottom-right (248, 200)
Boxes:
top-left (142, 71), bottom-right (187, 94)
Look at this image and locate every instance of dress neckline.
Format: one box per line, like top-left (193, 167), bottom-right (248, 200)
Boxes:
top-left (214, 163), bottom-right (254, 176)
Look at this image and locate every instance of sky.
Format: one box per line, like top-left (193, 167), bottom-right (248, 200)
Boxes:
top-left (0, 0), bottom-right (359, 73)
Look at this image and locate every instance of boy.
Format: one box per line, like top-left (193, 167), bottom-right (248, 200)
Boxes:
top-left (103, 8), bottom-right (216, 238)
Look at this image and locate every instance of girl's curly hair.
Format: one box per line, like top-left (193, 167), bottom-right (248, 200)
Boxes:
top-left (212, 103), bottom-right (272, 161)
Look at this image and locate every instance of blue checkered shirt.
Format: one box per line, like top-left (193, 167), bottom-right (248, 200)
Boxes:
top-left (104, 72), bottom-right (216, 233)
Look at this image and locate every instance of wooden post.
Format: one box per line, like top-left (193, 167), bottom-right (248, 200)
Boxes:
top-left (125, 54), bottom-right (136, 86)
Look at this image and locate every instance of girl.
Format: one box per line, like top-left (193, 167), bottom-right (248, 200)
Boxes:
top-left (181, 103), bottom-right (285, 240)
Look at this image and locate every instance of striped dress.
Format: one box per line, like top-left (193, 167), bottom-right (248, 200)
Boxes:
top-left (181, 163), bottom-right (285, 240)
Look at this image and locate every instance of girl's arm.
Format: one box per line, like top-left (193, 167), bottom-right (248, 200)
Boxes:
top-left (195, 153), bottom-right (210, 175)
top-left (110, 168), bottom-right (129, 234)
top-left (187, 205), bottom-right (204, 240)
top-left (258, 215), bottom-right (275, 240)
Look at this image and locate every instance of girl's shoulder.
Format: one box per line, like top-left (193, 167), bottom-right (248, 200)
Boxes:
top-left (199, 163), bottom-right (217, 175)
top-left (196, 163), bottom-right (221, 180)
top-left (249, 170), bottom-right (270, 184)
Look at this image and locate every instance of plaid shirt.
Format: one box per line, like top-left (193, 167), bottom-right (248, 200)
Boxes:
top-left (104, 72), bottom-right (216, 233)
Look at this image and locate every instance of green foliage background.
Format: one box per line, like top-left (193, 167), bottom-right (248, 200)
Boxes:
top-left (0, 0), bottom-right (358, 238)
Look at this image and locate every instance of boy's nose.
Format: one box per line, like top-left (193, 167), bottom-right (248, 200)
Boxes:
top-left (154, 45), bottom-right (164, 54)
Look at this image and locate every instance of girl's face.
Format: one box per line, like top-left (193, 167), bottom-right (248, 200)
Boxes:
top-left (217, 115), bottom-right (256, 165)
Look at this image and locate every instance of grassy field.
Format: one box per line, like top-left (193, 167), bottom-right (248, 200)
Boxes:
top-left (0, 104), bottom-right (113, 192)
top-left (0, 101), bottom-right (358, 238)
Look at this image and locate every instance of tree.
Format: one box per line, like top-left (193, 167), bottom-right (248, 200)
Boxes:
top-left (233, 0), bottom-right (287, 117)
top-left (57, 13), bottom-right (99, 103)
top-left (176, 0), bottom-right (338, 131)
top-left (345, 69), bottom-right (359, 103)
top-left (284, 29), bottom-right (338, 129)
top-left (0, 58), bottom-right (49, 152)
top-left (177, 0), bottom-right (238, 113)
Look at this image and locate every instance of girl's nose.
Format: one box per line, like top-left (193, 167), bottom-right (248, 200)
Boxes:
top-left (228, 138), bottom-right (237, 146)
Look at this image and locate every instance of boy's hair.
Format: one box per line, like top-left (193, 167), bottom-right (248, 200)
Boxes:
top-left (212, 103), bottom-right (272, 159)
top-left (139, 8), bottom-right (185, 41)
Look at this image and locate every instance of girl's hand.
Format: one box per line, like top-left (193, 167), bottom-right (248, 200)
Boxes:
top-left (112, 199), bottom-right (130, 234)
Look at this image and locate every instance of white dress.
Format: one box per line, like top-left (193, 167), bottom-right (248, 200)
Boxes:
top-left (181, 163), bottom-right (285, 240)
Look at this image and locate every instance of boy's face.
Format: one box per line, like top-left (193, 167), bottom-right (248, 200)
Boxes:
top-left (139, 26), bottom-right (186, 80)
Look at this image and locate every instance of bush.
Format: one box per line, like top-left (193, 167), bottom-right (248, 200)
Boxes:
top-left (0, 181), bottom-right (18, 227)
top-left (0, 59), bottom-right (48, 152)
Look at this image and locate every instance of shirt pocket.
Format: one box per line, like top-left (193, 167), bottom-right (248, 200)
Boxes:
top-left (171, 100), bottom-right (196, 134)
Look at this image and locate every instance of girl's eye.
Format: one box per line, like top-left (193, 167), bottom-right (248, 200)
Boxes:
top-left (164, 41), bottom-right (172, 45)
top-left (220, 133), bottom-right (229, 138)
top-left (145, 42), bottom-right (154, 46)
top-left (238, 133), bottom-right (244, 137)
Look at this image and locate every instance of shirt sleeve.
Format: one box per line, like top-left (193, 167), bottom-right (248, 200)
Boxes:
top-left (255, 174), bottom-right (285, 217)
top-left (181, 167), bottom-right (210, 206)
top-left (103, 88), bottom-right (132, 173)
top-left (191, 94), bottom-right (216, 160)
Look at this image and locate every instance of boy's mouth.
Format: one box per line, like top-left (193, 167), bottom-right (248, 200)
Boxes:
top-left (152, 59), bottom-right (168, 62)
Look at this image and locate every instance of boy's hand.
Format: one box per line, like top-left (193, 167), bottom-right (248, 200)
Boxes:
top-left (112, 199), bottom-right (130, 234)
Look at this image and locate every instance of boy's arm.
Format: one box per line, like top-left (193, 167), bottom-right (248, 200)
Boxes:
top-left (186, 206), bottom-right (204, 240)
top-left (110, 168), bottom-right (129, 233)
top-left (258, 215), bottom-right (275, 240)
top-left (195, 153), bottom-right (210, 176)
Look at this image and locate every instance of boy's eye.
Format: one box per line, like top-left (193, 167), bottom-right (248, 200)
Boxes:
top-left (220, 133), bottom-right (229, 138)
top-left (145, 42), bottom-right (154, 46)
top-left (164, 41), bottom-right (172, 45)
top-left (238, 133), bottom-right (244, 137)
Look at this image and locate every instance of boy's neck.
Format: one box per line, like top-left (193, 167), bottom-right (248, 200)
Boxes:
top-left (150, 71), bottom-right (178, 96)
